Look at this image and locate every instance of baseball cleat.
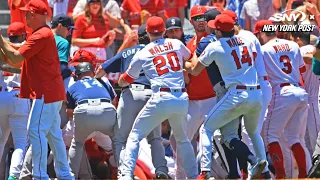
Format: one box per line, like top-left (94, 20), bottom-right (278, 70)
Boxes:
top-left (7, 175), bottom-right (17, 180)
top-left (156, 171), bottom-right (172, 179)
top-left (196, 171), bottom-right (211, 180)
top-left (308, 155), bottom-right (320, 178)
top-left (247, 159), bottom-right (267, 179)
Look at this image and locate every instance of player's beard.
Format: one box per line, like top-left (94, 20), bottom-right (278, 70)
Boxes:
top-left (196, 26), bottom-right (206, 33)
top-left (258, 36), bottom-right (264, 45)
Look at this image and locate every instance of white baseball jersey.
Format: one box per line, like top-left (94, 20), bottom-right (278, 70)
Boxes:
top-left (301, 45), bottom-right (319, 98)
top-left (126, 38), bottom-right (191, 89)
top-left (238, 29), bottom-right (268, 77)
top-left (198, 35), bottom-right (258, 88)
top-left (261, 39), bottom-right (305, 87)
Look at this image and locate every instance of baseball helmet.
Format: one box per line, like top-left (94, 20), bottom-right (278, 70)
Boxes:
top-left (70, 49), bottom-right (98, 69)
top-left (75, 62), bottom-right (94, 76)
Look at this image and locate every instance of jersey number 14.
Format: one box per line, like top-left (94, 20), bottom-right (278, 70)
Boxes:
top-left (153, 52), bottom-right (181, 76)
top-left (231, 46), bottom-right (252, 69)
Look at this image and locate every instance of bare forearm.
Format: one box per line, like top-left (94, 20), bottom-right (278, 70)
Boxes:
top-left (0, 64), bottom-right (21, 74)
top-left (303, 55), bottom-right (313, 65)
top-left (95, 66), bottom-right (106, 78)
top-left (72, 38), bottom-right (97, 47)
top-left (183, 70), bottom-right (190, 85)
top-left (117, 38), bottom-right (135, 53)
top-left (105, 12), bottom-right (121, 29)
top-left (178, 7), bottom-right (185, 26)
top-left (0, 36), bottom-right (24, 63)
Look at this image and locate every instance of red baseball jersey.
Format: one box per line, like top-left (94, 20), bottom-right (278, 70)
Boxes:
top-left (186, 34), bottom-right (216, 100)
top-left (18, 25), bottom-right (65, 103)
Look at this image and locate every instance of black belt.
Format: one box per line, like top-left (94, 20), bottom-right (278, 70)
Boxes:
top-left (77, 99), bottom-right (111, 106)
top-left (122, 83), bottom-right (151, 90)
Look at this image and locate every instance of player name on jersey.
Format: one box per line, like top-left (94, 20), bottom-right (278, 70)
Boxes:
top-left (226, 37), bottom-right (244, 48)
top-left (122, 47), bottom-right (143, 58)
top-left (148, 42), bottom-right (174, 55)
top-left (273, 44), bottom-right (290, 53)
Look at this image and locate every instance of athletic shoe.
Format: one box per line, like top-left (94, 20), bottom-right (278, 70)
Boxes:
top-left (8, 175), bottom-right (17, 180)
top-left (248, 160), bottom-right (267, 179)
top-left (156, 171), bottom-right (172, 179)
top-left (196, 171), bottom-right (211, 180)
top-left (308, 155), bottom-right (320, 178)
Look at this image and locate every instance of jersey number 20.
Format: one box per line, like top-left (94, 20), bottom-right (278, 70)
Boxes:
top-left (153, 52), bottom-right (181, 76)
top-left (231, 46), bottom-right (252, 69)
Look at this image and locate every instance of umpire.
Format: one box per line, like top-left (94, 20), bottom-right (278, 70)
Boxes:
top-left (95, 24), bottom-right (170, 178)
top-left (67, 62), bottom-right (117, 179)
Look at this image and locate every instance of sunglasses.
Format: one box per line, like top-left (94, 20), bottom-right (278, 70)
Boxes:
top-left (63, 26), bottom-right (74, 34)
top-left (192, 16), bottom-right (206, 22)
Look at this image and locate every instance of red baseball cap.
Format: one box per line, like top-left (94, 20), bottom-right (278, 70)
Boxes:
top-left (222, 10), bottom-right (238, 24)
top-left (190, 5), bottom-right (207, 18)
top-left (254, 20), bottom-right (273, 34)
top-left (70, 50), bottom-right (97, 68)
top-left (7, 22), bottom-right (26, 37)
top-left (208, 14), bottom-right (234, 32)
top-left (20, 0), bottom-right (48, 15)
top-left (146, 16), bottom-right (165, 33)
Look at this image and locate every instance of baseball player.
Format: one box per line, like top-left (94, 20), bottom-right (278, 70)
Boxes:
top-left (226, 10), bottom-right (272, 152)
top-left (0, 22), bottom-right (30, 180)
top-left (165, 17), bottom-right (193, 45)
top-left (308, 36), bottom-right (320, 178)
top-left (171, 6), bottom-right (223, 179)
top-left (66, 62), bottom-right (117, 179)
top-left (117, 16), bottom-right (197, 180)
top-left (186, 14), bottom-right (267, 179)
top-left (258, 20), bottom-right (309, 178)
top-left (292, 31), bottom-right (320, 156)
top-left (221, 10), bottom-right (272, 176)
top-left (20, 15), bottom-right (76, 179)
top-left (0, 0), bottom-right (74, 179)
top-left (95, 24), bottom-right (170, 178)
top-left (194, 9), bottom-right (243, 179)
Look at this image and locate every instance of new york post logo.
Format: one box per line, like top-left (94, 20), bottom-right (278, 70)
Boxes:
top-left (262, 9), bottom-right (316, 33)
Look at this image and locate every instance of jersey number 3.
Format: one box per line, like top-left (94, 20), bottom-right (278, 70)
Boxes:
top-left (153, 52), bottom-right (181, 76)
top-left (280, 55), bottom-right (292, 74)
top-left (231, 46), bottom-right (252, 69)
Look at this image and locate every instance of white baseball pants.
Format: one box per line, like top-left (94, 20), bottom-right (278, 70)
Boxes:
top-left (28, 97), bottom-right (74, 180)
top-left (199, 86), bottom-right (265, 172)
top-left (0, 90), bottom-right (29, 177)
top-left (119, 91), bottom-right (198, 179)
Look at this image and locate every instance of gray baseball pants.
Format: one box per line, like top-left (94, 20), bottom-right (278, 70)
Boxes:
top-left (113, 86), bottom-right (168, 174)
top-left (68, 101), bottom-right (116, 179)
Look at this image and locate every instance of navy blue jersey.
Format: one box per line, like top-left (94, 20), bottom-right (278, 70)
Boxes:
top-left (183, 34), bottom-right (194, 45)
top-left (195, 33), bottom-right (223, 87)
top-left (66, 77), bottom-right (117, 109)
top-left (101, 44), bottom-right (149, 85)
